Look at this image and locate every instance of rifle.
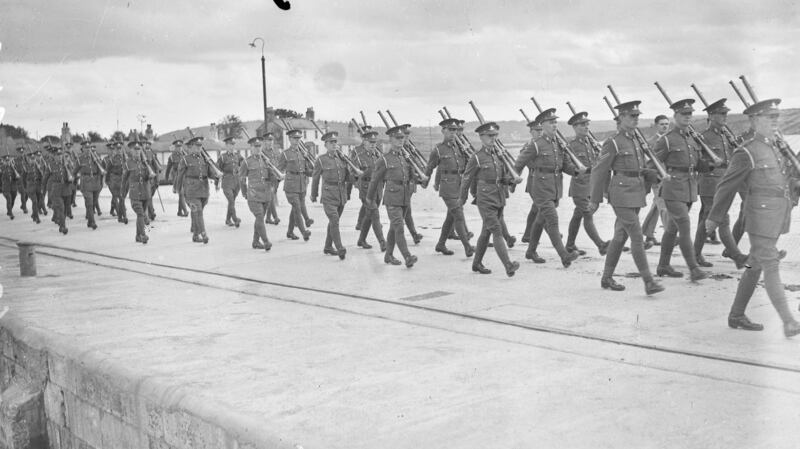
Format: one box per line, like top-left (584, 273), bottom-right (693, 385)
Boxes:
top-left (376, 110), bottom-right (429, 184)
top-left (278, 118), bottom-right (316, 164)
top-left (690, 83), bottom-right (742, 148)
top-left (653, 81), bottom-right (724, 165)
top-left (185, 127), bottom-right (224, 178)
top-left (528, 96), bottom-right (588, 172)
top-left (242, 128), bottom-right (285, 181)
top-left (605, 88), bottom-right (671, 181)
top-left (384, 110), bottom-right (428, 165)
top-left (565, 101), bottom-right (603, 157)
top-left (466, 101), bottom-right (522, 184)
top-left (440, 107), bottom-right (476, 157)
top-left (309, 119), bottom-right (364, 177)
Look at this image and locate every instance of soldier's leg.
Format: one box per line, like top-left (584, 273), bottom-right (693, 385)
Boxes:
top-left (479, 205), bottom-right (511, 268)
top-left (299, 191), bottom-right (311, 223)
top-left (613, 207), bottom-right (657, 289)
top-left (389, 206), bottom-right (411, 260)
top-left (58, 194), bottom-right (70, 231)
top-left (522, 203), bottom-right (536, 242)
top-left (110, 190), bottom-right (117, 216)
top-left (384, 205), bottom-right (400, 260)
top-left (29, 191), bottom-right (40, 222)
top-left (749, 235), bottom-right (797, 327)
top-left (536, 199), bottom-right (570, 261)
top-left (131, 199), bottom-right (147, 241)
top-left (601, 214), bottom-right (628, 280)
top-left (355, 203), bottom-right (366, 231)
top-left (451, 205), bottom-right (473, 255)
top-left (224, 186), bottom-right (236, 224)
top-left (3, 191), bottom-right (14, 217)
top-left (323, 203), bottom-right (344, 251)
top-left (187, 198), bottom-right (202, 240)
top-left (83, 189), bottom-right (96, 228)
top-left (565, 198), bottom-right (583, 250)
top-left (93, 190), bottom-right (101, 215)
top-left (732, 193), bottom-right (746, 244)
top-left (472, 224), bottom-right (490, 269)
top-left (718, 213), bottom-right (747, 266)
top-left (198, 197), bottom-right (209, 235)
top-left (641, 199), bottom-right (659, 239)
top-left (657, 205), bottom-right (679, 271)
top-left (146, 184), bottom-right (156, 219)
top-left (579, 198), bottom-right (606, 251)
top-left (18, 184), bottom-right (28, 213)
top-left (404, 203), bottom-right (420, 241)
top-left (499, 209), bottom-right (513, 246)
top-left (694, 196), bottom-right (713, 265)
top-left (248, 200), bottom-right (270, 248)
top-left (286, 193), bottom-right (307, 236)
top-left (232, 185), bottom-right (241, 222)
top-left (178, 188), bottom-right (188, 216)
top-left (437, 207), bottom-right (455, 248)
top-left (663, 200), bottom-right (700, 272)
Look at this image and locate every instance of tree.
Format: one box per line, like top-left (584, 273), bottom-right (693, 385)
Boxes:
top-left (274, 108), bottom-right (301, 119)
top-left (0, 123), bottom-right (29, 140)
top-left (218, 114), bottom-right (244, 139)
top-left (87, 131), bottom-right (104, 142)
top-left (111, 131), bottom-right (127, 142)
top-left (40, 135), bottom-right (61, 144)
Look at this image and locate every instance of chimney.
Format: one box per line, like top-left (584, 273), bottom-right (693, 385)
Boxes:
top-left (305, 107), bottom-right (315, 121)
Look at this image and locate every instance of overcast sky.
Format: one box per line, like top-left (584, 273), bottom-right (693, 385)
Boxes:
top-left (1, 0), bottom-right (798, 138)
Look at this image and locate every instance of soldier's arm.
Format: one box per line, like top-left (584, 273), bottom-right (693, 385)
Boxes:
top-left (590, 138), bottom-right (616, 205)
top-left (366, 157), bottom-right (386, 204)
top-left (164, 157), bottom-right (174, 181)
top-left (459, 154), bottom-right (479, 203)
top-left (709, 149), bottom-right (752, 224)
top-left (173, 160), bottom-right (186, 192)
top-left (310, 158), bottom-right (322, 201)
top-left (513, 142), bottom-right (534, 174)
top-left (424, 146), bottom-right (440, 178)
top-left (653, 134), bottom-right (669, 163)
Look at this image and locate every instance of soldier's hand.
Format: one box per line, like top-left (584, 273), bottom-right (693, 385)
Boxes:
top-left (588, 202), bottom-right (599, 213)
top-left (705, 219), bottom-right (718, 235)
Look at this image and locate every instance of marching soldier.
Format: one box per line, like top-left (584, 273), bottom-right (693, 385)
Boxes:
top-left (521, 119), bottom-right (543, 245)
top-left (174, 136), bottom-right (220, 243)
top-left (261, 133), bottom-right (282, 225)
top-left (351, 126), bottom-right (370, 231)
top-left (652, 99), bottom-right (710, 281)
top-left (73, 141), bottom-right (103, 229)
top-left (642, 115), bottom-right (671, 248)
top-left (707, 98), bottom-right (800, 337)
top-left (367, 125), bottom-right (420, 268)
top-left (1, 154), bottom-right (17, 219)
top-left (459, 122), bottom-right (520, 276)
top-left (401, 124), bottom-right (423, 244)
top-left (106, 142), bottom-right (129, 224)
top-left (64, 142), bottom-right (78, 216)
top-left (43, 142), bottom-right (56, 211)
top-left (165, 139), bottom-right (189, 217)
top-left (43, 144), bottom-right (73, 234)
top-left (564, 112), bottom-right (609, 256)
top-left (217, 136), bottom-right (245, 227)
top-left (239, 136), bottom-right (279, 251)
top-left (425, 117), bottom-right (474, 257)
top-left (143, 140), bottom-right (162, 221)
top-left (353, 128), bottom-right (386, 250)
top-left (21, 147), bottom-right (45, 223)
top-left (695, 99), bottom-right (749, 269)
top-left (122, 141), bottom-right (154, 244)
top-left (277, 129), bottom-right (312, 241)
top-left (514, 108), bottom-right (580, 268)
top-left (589, 100), bottom-right (664, 294)
top-left (14, 146), bottom-right (28, 215)
top-left (311, 131), bottom-right (353, 260)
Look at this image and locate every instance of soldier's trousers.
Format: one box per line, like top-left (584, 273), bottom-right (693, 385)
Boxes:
top-left (404, 203), bottom-right (419, 235)
top-left (642, 184), bottom-right (668, 238)
top-left (437, 198), bottom-right (471, 251)
top-left (355, 204), bottom-right (367, 230)
top-left (474, 204), bottom-right (511, 268)
top-left (285, 192), bottom-right (308, 235)
top-left (529, 198), bottom-right (568, 258)
top-left (51, 194), bottom-right (71, 228)
top-left (299, 191), bottom-right (310, 223)
top-left (16, 183), bottom-right (27, 212)
top-left (658, 200), bottom-right (699, 270)
top-left (81, 189), bottom-right (100, 226)
top-left (3, 190), bottom-right (16, 216)
top-left (602, 207), bottom-right (653, 281)
top-left (730, 234), bottom-right (795, 324)
top-left (26, 190), bottom-right (42, 221)
top-left (177, 187), bottom-right (189, 216)
top-left (247, 199), bottom-right (271, 245)
top-left (323, 203), bottom-right (345, 251)
top-left (385, 205), bottom-right (411, 259)
top-left (187, 197), bottom-right (209, 235)
top-left (130, 199), bottom-right (148, 238)
top-left (223, 184), bottom-right (240, 223)
top-left (111, 189), bottom-right (128, 222)
top-left (358, 196), bottom-right (385, 245)
top-left (147, 183), bottom-right (158, 218)
top-left (566, 195), bottom-right (604, 249)
top-left (694, 195), bottom-right (743, 260)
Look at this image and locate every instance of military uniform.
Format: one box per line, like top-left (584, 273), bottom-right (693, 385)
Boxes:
top-left (1, 156), bottom-right (17, 219)
top-left (13, 148), bottom-right (28, 214)
top-left (261, 139), bottom-right (282, 224)
top-left (105, 144), bottom-right (129, 224)
top-left (122, 149), bottom-right (153, 244)
top-left (514, 108), bottom-right (577, 267)
top-left (21, 149), bottom-right (45, 223)
top-left (652, 99), bottom-right (710, 280)
top-left (708, 98), bottom-right (800, 336)
top-left (401, 125), bottom-right (423, 244)
top-left (43, 148), bottom-right (73, 234)
top-left (174, 137), bottom-right (220, 243)
top-left (239, 139), bottom-right (280, 251)
top-left (64, 145), bottom-right (79, 216)
top-left (217, 139), bottom-right (245, 227)
top-left (350, 142), bottom-right (368, 231)
top-left (165, 141), bottom-right (189, 216)
top-left (459, 122), bottom-right (519, 277)
top-left (353, 134), bottom-right (386, 250)
top-left (276, 131), bottom-right (313, 240)
top-left (641, 132), bottom-right (670, 245)
top-left (367, 126), bottom-right (421, 267)
top-left (589, 100), bottom-right (662, 294)
top-left (565, 112), bottom-right (608, 256)
top-left (74, 146), bottom-right (104, 229)
top-left (143, 145), bottom-right (162, 221)
top-left (425, 118), bottom-right (473, 256)
top-left (311, 132), bottom-right (353, 259)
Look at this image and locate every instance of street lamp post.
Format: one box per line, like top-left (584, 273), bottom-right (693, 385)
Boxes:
top-left (249, 38), bottom-right (268, 132)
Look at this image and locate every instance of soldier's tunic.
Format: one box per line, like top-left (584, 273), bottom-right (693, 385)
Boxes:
top-left (74, 151), bottom-right (104, 227)
top-left (353, 143), bottom-right (385, 245)
top-left (653, 127), bottom-right (709, 271)
top-left (239, 152), bottom-right (279, 247)
top-left (514, 134), bottom-right (575, 259)
top-left (460, 146), bottom-right (514, 270)
top-left (106, 151), bottom-right (128, 222)
top-left (277, 146), bottom-right (313, 236)
top-left (1, 160), bottom-right (17, 217)
top-left (165, 149), bottom-right (188, 216)
top-left (122, 155), bottom-right (153, 240)
top-left (311, 152), bottom-right (353, 253)
top-left (13, 152), bottom-right (28, 213)
top-left (709, 133), bottom-right (799, 324)
top-left (21, 155), bottom-right (45, 222)
top-left (590, 130), bottom-right (655, 282)
top-left (367, 148), bottom-right (418, 261)
top-left (426, 139), bottom-right (471, 251)
top-left (217, 150), bottom-right (244, 224)
top-left (174, 153), bottom-right (219, 238)
top-left (565, 136), bottom-right (605, 250)
top-left (641, 132), bottom-right (670, 240)
top-left (43, 154), bottom-right (73, 231)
